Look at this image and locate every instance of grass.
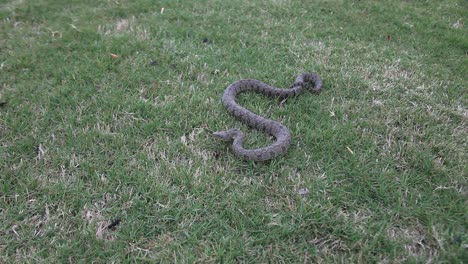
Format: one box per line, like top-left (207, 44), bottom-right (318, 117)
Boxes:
top-left (0, 0), bottom-right (466, 262)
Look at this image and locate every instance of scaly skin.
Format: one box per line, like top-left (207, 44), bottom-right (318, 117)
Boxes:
top-left (213, 73), bottom-right (323, 161)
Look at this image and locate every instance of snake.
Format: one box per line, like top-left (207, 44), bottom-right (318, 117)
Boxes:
top-left (213, 73), bottom-right (323, 161)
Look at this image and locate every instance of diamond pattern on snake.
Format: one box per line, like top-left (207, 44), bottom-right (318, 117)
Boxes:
top-left (213, 73), bottom-right (323, 161)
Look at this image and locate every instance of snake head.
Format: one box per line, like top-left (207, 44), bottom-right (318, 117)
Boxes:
top-left (305, 73), bottom-right (323, 94)
top-left (296, 73), bottom-right (323, 94)
top-left (212, 128), bottom-right (242, 142)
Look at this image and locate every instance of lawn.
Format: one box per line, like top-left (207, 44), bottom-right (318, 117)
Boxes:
top-left (0, 0), bottom-right (467, 262)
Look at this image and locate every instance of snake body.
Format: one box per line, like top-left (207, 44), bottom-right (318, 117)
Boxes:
top-left (213, 73), bottom-right (323, 161)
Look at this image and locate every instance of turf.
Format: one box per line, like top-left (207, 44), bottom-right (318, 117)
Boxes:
top-left (0, 0), bottom-right (467, 262)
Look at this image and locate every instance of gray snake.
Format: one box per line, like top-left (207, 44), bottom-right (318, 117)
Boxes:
top-left (213, 73), bottom-right (323, 161)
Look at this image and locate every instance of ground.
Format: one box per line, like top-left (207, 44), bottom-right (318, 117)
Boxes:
top-left (0, 0), bottom-right (467, 262)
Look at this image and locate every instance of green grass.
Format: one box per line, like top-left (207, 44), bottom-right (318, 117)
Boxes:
top-left (1, 0), bottom-right (467, 262)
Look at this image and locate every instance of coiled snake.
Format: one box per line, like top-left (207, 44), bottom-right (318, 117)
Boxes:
top-left (213, 73), bottom-right (323, 161)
